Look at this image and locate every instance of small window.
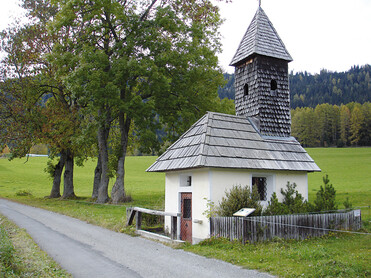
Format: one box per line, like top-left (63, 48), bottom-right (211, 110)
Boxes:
top-left (183, 198), bottom-right (192, 219)
top-left (252, 177), bottom-right (267, 201)
top-left (180, 175), bottom-right (192, 187)
top-left (243, 83), bottom-right (249, 97)
top-left (270, 79), bottom-right (277, 90)
top-left (186, 176), bottom-right (192, 186)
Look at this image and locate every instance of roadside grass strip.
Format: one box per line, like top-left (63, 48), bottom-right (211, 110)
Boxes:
top-left (0, 214), bottom-right (72, 277)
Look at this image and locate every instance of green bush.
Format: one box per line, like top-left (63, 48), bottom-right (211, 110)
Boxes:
top-left (263, 193), bottom-right (288, 216)
top-left (264, 182), bottom-right (312, 215)
top-left (0, 226), bottom-right (15, 271)
top-left (314, 175), bottom-right (338, 212)
top-left (218, 185), bottom-right (262, 216)
top-left (343, 197), bottom-right (353, 211)
top-left (280, 182), bottom-right (312, 214)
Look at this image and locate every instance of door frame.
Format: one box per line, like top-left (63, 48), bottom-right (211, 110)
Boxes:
top-left (180, 192), bottom-right (192, 242)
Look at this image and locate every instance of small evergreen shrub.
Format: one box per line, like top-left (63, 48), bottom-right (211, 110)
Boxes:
top-left (280, 182), bottom-right (312, 214)
top-left (314, 175), bottom-right (338, 212)
top-left (218, 185), bottom-right (263, 216)
top-left (264, 182), bottom-right (311, 215)
top-left (343, 196), bottom-right (353, 211)
top-left (263, 192), bottom-right (288, 216)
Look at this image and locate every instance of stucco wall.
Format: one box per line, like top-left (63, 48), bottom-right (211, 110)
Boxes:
top-left (164, 168), bottom-right (309, 243)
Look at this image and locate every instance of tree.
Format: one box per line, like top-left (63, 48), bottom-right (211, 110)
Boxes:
top-left (0, 0), bottom-right (89, 199)
top-left (314, 175), bottom-right (337, 212)
top-left (50, 0), bottom-right (231, 203)
top-left (263, 192), bottom-right (288, 216)
top-left (350, 104), bottom-right (365, 146)
top-left (339, 105), bottom-right (351, 146)
top-left (280, 182), bottom-right (310, 214)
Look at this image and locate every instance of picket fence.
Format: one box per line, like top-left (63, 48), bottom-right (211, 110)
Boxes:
top-left (210, 210), bottom-right (362, 243)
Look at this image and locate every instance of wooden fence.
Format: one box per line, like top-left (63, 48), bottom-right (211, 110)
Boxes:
top-left (210, 210), bottom-right (362, 243)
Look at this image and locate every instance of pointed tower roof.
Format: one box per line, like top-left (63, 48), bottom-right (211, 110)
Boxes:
top-left (230, 7), bottom-right (293, 66)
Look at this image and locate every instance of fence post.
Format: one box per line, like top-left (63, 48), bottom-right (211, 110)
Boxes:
top-left (171, 216), bottom-right (177, 240)
top-left (136, 211), bottom-right (142, 230)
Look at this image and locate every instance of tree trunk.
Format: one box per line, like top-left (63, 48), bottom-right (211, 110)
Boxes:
top-left (111, 114), bottom-right (131, 204)
top-left (62, 149), bottom-right (76, 199)
top-left (96, 110), bottom-right (111, 204)
top-left (92, 152), bottom-right (102, 199)
top-left (49, 151), bottom-right (66, 198)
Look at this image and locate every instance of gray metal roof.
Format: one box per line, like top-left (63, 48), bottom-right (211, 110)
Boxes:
top-left (146, 112), bottom-right (320, 173)
top-left (230, 7), bottom-right (293, 66)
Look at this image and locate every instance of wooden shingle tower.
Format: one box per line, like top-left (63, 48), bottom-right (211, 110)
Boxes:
top-left (230, 6), bottom-right (293, 137)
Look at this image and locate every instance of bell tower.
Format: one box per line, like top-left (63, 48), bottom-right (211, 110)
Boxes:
top-left (230, 7), bottom-right (292, 137)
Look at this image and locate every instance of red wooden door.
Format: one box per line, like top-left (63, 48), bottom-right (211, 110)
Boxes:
top-left (180, 193), bottom-right (192, 242)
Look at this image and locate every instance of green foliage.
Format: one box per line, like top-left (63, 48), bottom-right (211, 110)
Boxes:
top-left (44, 159), bottom-right (58, 179)
top-left (218, 65), bottom-right (371, 109)
top-left (264, 182), bottom-right (312, 216)
top-left (280, 182), bottom-right (311, 214)
top-left (202, 198), bottom-right (218, 218)
top-left (218, 185), bottom-right (262, 217)
top-left (15, 190), bottom-right (33, 197)
top-left (290, 65), bottom-right (371, 108)
top-left (291, 102), bottom-right (371, 147)
top-left (0, 226), bottom-right (15, 271)
top-left (314, 175), bottom-right (338, 212)
top-left (263, 193), bottom-right (288, 216)
top-left (343, 197), bottom-right (353, 211)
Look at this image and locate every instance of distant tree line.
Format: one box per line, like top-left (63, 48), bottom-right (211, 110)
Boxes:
top-left (291, 102), bottom-right (371, 147)
top-left (218, 65), bottom-right (371, 109)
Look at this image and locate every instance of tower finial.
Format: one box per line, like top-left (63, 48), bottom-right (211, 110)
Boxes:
top-left (258, 0), bottom-right (261, 8)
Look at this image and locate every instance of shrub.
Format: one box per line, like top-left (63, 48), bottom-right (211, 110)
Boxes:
top-left (264, 182), bottom-right (312, 215)
top-left (343, 196), bottom-right (353, 211)
top-left (314, 175), bottom-right (338, 212)
top-left (218, 184), bottom-right (262, 216)
top-left (15, 190), bottom-right (33, 197)
top-left (280, 182), bottom-right (311, 214)
top-left (263, 192), bottom-right (288, 216)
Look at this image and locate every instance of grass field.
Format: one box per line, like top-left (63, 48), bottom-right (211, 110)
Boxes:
top-left (0, 148), bottom-right (369, 214)
top-left (0, 148), bottom-right (370, 277)
top-left (306, 148), bottom-right (371, 210)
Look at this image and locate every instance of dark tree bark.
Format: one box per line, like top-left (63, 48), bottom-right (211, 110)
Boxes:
top-left (62, 149), bottom-right (76, 199)
top-left (49, 151), bottom-right (66, 198)
top-left (92, 152), bottom-right (102, 199)
top-left (96, 109), bottom-right (111, 204)
top-left (111, 115), bottom-right (131, 204)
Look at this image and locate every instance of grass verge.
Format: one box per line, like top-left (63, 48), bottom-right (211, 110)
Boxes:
top-left (0, 213), bottom-right (71, 277)
top-left (183, 231), bottom-right (371, 277)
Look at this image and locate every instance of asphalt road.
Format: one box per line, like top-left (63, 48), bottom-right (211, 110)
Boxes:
top-left (0, 199), bottom-right (274, 278)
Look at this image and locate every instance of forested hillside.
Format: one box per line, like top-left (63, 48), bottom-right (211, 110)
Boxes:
top-left (218, 65), bottom-right (371, 108)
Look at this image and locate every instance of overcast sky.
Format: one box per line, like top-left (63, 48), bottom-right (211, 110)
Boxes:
top-left (1, 0), bottom-right (370, 74)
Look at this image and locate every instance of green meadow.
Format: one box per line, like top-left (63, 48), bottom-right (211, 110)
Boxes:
top-left (0, 148), bottom-right (370, 277)
top-left (306, 148), bottom-right (371, 211)
top-left (0, 148), bottom-right (370, 216)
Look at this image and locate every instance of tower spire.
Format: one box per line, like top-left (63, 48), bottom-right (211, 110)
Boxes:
top-left (259, 0), bottom-right (261, 8)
